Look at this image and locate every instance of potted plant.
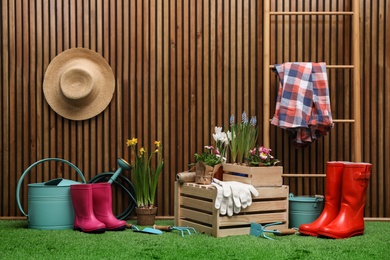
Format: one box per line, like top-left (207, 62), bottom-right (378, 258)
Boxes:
top-left (190, 127), bottom-right (229, 183)
top-left (228, 111), bottom-right (258, 164)
top-left (126, 137), bottom-right (164, 225)
top-left (223, 111), bottom-right (282, 186)
top-left (245, 146), bottom-right (280, 167)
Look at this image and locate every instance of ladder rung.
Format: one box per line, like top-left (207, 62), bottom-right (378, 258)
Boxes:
top-left (270, 11), bottom-right (354, 16)
top-left (325, 65), bottom-right (354, 69)
top-left (269, 65), bottom-right (354, 69)
top-left (269, 119), bottom-right (355, 123)
top-left (333, 119), bottom-right (355, 123)
top-left (282, 174), bottom-right (326, 177)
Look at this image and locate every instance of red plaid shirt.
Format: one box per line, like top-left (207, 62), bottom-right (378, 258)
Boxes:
top-left (271, 62), bottom-right (333, 146)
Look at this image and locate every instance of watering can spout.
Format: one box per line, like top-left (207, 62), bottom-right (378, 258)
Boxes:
top-left (108, 158), bottom-right (131, 184)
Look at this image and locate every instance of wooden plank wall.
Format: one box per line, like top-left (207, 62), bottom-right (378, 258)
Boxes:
top-left (1, 0), bottom-right (389, 218)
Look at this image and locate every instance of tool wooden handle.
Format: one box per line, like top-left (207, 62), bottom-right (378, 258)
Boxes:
top-left (276, 229), bottom-right (297, 235)
top-left (126, 223), bottom-right (134, 229)
top-left (153, 225), bottom-right (172, 231)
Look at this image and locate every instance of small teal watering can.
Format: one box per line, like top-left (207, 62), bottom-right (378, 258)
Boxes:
top-left (16, 158), bottom-right (86, 230)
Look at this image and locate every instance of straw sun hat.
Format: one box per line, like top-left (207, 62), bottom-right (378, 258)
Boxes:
top-left (43, 48), bottom-right (115, 121)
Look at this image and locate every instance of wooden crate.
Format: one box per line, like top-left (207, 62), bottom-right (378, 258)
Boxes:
top-left (174, 182), bottom-right (289, 237)
top-left (222, 163), bottom-right (283, 187)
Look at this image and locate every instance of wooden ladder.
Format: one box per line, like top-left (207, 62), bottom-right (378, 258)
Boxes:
top-left (262, 1), bottom-right (362, 178)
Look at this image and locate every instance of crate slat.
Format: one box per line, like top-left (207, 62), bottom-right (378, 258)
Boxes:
top-left (254, 186), bottom-right (289, 198)
top-left (219, 212), bottom-right (287, 226)
top-left (241, 200), bottom-right (288, 212)
top-left (222, 164), bottom-right (283, 187)
top-left (181, 208), bottom-right (213, 224)
top-left (179, 184), bottom-right (215, 199)
top-left (181, 196), bottom-right (214, 212)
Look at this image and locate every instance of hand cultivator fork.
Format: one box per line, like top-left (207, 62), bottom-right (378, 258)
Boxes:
top-left (153, 225), bottom-right (197, 237)
top-left (250, 222), bottom-right (297, 240)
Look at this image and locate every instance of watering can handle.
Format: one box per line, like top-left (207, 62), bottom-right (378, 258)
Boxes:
top-left (16, 158), bottom-right (86, 217)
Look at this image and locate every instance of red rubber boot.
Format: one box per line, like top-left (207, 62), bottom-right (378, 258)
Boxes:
top-left (299, 161), bottom-right (344, 236)
top-left (70, 184), bottom-right (106, 233)
top-left (91, 183), bottom-right (127, 231)
top-left (318, 162), bottom-right (371, 239)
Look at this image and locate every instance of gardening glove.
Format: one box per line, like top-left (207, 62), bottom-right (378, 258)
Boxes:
top-left (229, 183), bottom-right (242, 214)
top-left (212, 181), bottom-right (244, 214)
top-left (226, 191), bottom-right (234, 216)
top-left (211, 182), bottom-right (224, 210)
top-left (211, 179), bottom-right (234, 216)
top-left (229, 181), bottom-right (259, 210)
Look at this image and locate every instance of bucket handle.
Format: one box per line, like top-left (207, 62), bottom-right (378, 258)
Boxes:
top-left (313, 195), bottom-right (324, 208)
top-left (16, 158), bottom-right (86, 217)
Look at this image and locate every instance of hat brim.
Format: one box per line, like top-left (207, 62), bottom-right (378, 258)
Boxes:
top-left (43, 48), bottom-right (115, 121)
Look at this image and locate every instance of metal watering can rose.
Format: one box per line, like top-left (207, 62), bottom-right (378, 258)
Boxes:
top-left (16, 158), bottom-right (87, 230)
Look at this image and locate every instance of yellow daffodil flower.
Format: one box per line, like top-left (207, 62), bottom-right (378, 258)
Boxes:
top-left (126, 137), bottom-right (138, 146)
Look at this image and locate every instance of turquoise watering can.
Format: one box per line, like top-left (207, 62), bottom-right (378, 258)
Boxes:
top-left (16, 158), bottom-right (87, 230)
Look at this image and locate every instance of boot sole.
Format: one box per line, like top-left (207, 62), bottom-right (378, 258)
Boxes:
top-left (74, 227), bottom-right (106, 234)
top-left (298, 229), bottom-right (318, 237)
top-left (106, 225), bottom-right (127, 231)
top-left (318, 230), bottom-right (364, 239)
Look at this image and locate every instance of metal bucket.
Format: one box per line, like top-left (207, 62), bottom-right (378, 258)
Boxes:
top-left (288, 193), bottom-right (324, 229)
top-left (16, 158), bottom-right (86, 230)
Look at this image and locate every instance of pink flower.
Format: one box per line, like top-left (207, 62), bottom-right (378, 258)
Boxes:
top-left (259, 146), bottom-right (271, 155)
top-left (259, 152), bottom-right (268, 160)
top-left (246, 145), bottom-right (279, 166)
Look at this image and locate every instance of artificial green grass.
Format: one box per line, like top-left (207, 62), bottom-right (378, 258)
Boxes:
top-left (0, 220), bottom-right (389, 259)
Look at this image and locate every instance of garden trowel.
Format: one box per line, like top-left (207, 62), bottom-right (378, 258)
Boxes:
top-left (126, 224), bottom-right (163, 235)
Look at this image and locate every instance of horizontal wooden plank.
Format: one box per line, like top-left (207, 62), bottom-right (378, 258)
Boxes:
top-left (241, 200), bottom-right (288, 213)
top-left (269, 64), bottom-right (355, 69)
top-left (181, 184), bottom-right (289, 200)
top-left (270, 11), bottom-right (354, 16)
top-left (282, 174), bottom-right (326, 178)
top-left (216, 222), bottom-right (289, 238)
top-left (254, 186), bottom-right (289, 199)
top-left (181, 196), bottom-right (214, 212)
top-left (223, 164), bottom-right (283, 175)
top-left (180, 208), bottom-right (212, 224)
top-left (179, 184), bottom-right (215, 200)
top-left (219, 212), bottom-right (288, 226)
